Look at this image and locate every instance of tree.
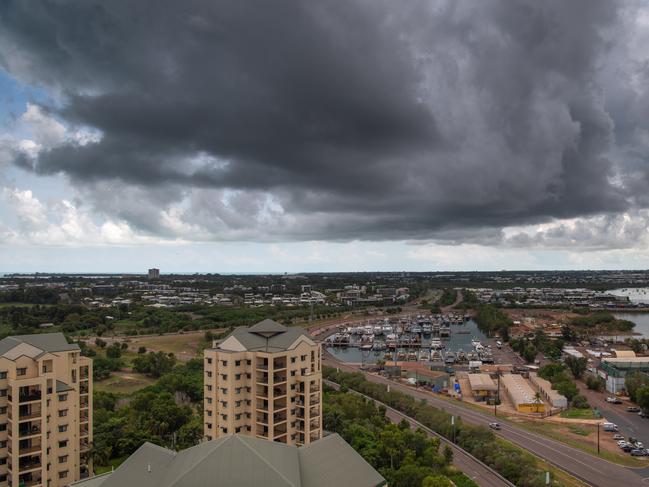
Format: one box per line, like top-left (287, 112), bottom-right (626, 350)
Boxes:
top-left (534, 392), bottom-right (543, 413)
top-left (422, 476), bottom-right (453, 487)
top-left (636, 386), bottom-right (649, 414)
top-left (442, 444), bottom-right (453, 464)
top-left (625, 372), bottom-right (649, 402)
top-left (564, 356), bottom-right (587, 379)
top-left (95, 338), bottom-right (107, 348)
top-left (138, 346), bottom-right (147, 354)
top-left (571, 394), bottom-right (589, 409)
top-left (106, 343), bottom-right (122, 359)
top-left (586, 375), bottom-right (603, 391)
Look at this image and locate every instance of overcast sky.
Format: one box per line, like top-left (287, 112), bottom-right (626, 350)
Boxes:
top-left (1, 0), bottom-right (649, 273)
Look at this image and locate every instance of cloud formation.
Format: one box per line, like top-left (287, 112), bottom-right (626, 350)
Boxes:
top-left (1, 0), bottom-right (648, 247)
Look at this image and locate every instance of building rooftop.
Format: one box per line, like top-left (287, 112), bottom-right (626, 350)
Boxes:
top-left (70, 434), bottom-right (386, 487)
top-left (216, 319), bottom-right (317, 353)
top-left (501, 373), bottom-right (538, 406)
top-left (467, 373), bottom-right (497, 391)
top-left (0, 332), bottom-right (79, 360)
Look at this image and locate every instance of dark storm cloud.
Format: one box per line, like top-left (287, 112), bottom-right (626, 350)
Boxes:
top-left (0, 0), bottom-right (642, 242)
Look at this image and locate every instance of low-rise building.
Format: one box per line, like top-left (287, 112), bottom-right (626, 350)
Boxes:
top-left (467, 373), bottom-right (498, 402)
top-left (529, 373), bottom-right (567, 409)
top-left (599, 357), bottom-right (649, 393)
top-left (501, 373), bottom-right (545, 413)
top-left (70, 434), bottom-right (386, 487)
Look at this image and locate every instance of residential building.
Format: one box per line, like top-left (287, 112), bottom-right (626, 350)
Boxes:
top-left (204, 319), bottom-right (322, 446)
top-left (0, 333), bottom-right (92, 487)
top-left (147, 268), bottom-right (160, 280)
top-left (70, 433), bottom-right (386, 487)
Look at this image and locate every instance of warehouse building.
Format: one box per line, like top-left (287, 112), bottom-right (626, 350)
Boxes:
top-left (529, 373), bottom-right (567, 409)
top-left (467, 373), bottom-right (498, 402)
top-left (501, 373), bottom-right (545, 413)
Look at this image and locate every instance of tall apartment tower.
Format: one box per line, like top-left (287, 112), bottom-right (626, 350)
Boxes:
top-left (147, 268), bottom-right (160, 280)
top-left (204, 319), bottom-right (322, 446)
top-left (0, 333), bottom-right (92, 487)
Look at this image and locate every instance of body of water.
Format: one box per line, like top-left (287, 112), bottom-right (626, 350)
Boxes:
top-left (613, 312), bottom-right (649, 339)
top-left (326, 319), bottom-right (488, 364)
top-left (609, 287), bottom-right (649, 304)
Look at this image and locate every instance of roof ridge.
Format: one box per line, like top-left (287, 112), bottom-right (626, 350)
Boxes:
top-left (236, 436), bottom-right (300, 487)
top-left (164, 436), bottom-right (236, 487)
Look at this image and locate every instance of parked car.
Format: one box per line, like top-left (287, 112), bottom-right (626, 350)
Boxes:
top-left (635, 441), bottom-right (645, 449)
top-left (607, 397), bottom-right (622, 404)
top-left (622, 444), bottom-right (634, 452)
top-left (613, 434), bottom-right (625, 440)
top-left (639, 411), bottom-right (649, 418)
top-left (626, 406), bottom-right (641, 413)
top-left (631, 449), bottom-right (646, 456)
top-left (488, 422), bottom-right (501, 430)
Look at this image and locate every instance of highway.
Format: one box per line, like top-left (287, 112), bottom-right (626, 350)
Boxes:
top-left (326, 357), bottom-right (649, 487)
top-left (325, 378), bottom-right (514, 487)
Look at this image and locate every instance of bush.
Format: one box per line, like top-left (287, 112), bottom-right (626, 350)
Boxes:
top-left (138, 346), bottom-right (147, 354)
top-left (571, 394), bottom-right (590, 409)
top-left (586, 375), bottom-right (603, 391)
top-left (95, 338), bottom-right (107, 348)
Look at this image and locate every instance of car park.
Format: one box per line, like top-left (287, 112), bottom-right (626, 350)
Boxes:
top-left (626, 406), bottom-right (641, 413)
top-left (488, 422), bottom-right (501, 430)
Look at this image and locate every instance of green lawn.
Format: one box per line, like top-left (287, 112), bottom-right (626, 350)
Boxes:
top-left (560, 408), bottom-right (597, 420)
top-left (448, 472), bottom-right (479, 487)
top-left (94, 371), bottom-right (156, 395)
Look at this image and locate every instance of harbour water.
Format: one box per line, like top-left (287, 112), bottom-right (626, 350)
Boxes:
top-left (613, 312), bottom-right (649, 339)
top-left (325, 318), bottom-right (488, 364)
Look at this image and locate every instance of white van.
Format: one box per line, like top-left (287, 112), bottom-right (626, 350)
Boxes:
top-left (603, 422), bottom-right (619, 432)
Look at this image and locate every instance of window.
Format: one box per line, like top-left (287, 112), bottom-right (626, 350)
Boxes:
top-left (59, 471), bottom-right (68, 479)
top-left (301, 355), bottom-right (306, 361)
top-left (206, 358), bottom-right (212, 364)
top-left (207, 410), bottom-right (212, 417)
top-left (58, 409), bottom-right (68, 417)
top-left (235, 413), bottom-right (241, 420)
top-left (0, 457), bottom-right (6, 465)
top-left (206, 435), bottom-right (212, 441)
top-left (58, 440), bottom-right (68, 448)
top-left (0, 406), bottom-right (5, 414)
top-left (220, 374), bottom-right (228, 380)
top-left (235, 360), bottom-right (241, 367)
top-left (0, 424), bottom-right (6, 432)
top-left (206, 423), bottom-right (212, 429)
top-left (207, 398), bottom-right (212, 404)
top-left (17, 368), bottom-right (26, 376)
top-left (235, 400), bottom-right (242, 407)
top-left (58, 455), bottom-right (68, 463)
top-left (290, 357), bottom-right (296, 364)
top-left (221, 414), bottom-right (228, 420)
top-left (58, 394), bottom-right (68, 402)
top-left (58, 424), bottom-right (68, 433)
top-left (235, 426), bottom-right (241, 433)
top-left (0, 372), bottom-right (6, 379)
top-left (206, 385), bottom-right (212, 391)
top-left (0, 441), bottom-right (7, 449)
top-left (235, 373), bottom-right (241, 380)
top-left (0, 390), bottom-right (7, 397)
top-left (235, 387), bottom-right (241, 394)
top-left (246, 360), bottom-right (252, 366)
top-left (206, 371), bottom-right (212, 378)
top-left (220, 388), bottom-right (228, 394)
top-left (221, 360), bottom-right (228, 367)
top-left (0, 474), bottom-right (6, 482)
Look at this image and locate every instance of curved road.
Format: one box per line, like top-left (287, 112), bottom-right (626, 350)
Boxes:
top-left (326, 379), bottom-right (514, 487)
top-left (326, 357), bottom-right (647, 487)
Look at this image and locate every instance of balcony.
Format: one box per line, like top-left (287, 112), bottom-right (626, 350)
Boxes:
top-left (309, 407), bottom-right (319, 418)
top-left (256, 414), bottom-right (269, 425)
top-left (18, 405), bottom-right (42, 422)
top-left (80, 425), bottom-right (89, 437)
top-left (18, 455), bottom-right (41, 472)
top-left (18, 440), bottom-right (42, 456)
top-left (256, 362), bottom-right (269, 371)
top-left (256, 426), bottom-right (269, 438)
top-left (272, 358), bottom-right (287, 370)
top-left (80, 383), bottom-right (89, 394)
top-left (17, 474), bottom-right (42, 487)
top-left (256, 373), bottom-right (269, 385)
top-left (80, 398), bottom-right (89, 409)
top-left (80, 438), bottom-right (90, 451)
top-left (273, 423), bottom-right (287, 437)
top-left (256, 400), bottom-right (269, 412)
top-left (272, 374), bottom-right (287, 384)
top-left (18, 423), bottom-right (41, 438)
top-left (309, 384), bottom-right (319, 394)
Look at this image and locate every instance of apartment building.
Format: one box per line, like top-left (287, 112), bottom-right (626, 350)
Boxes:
top-left (0, 333), bottom-right (92, 487)
top-left (204, 319), bottom-right (322, 446)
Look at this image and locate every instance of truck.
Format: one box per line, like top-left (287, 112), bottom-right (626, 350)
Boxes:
top-left (603, 422), bottom-right (619, 432)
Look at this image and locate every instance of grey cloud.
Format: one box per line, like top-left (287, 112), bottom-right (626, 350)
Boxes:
top-left (0, 0), bottom-right (645, 244)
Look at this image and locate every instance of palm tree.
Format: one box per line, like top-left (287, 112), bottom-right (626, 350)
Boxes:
top-left (534, 392), bottom-right (543, 413)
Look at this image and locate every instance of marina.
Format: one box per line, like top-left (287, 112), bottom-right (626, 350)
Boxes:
top-left (325, 313), bottom-right (492, 365)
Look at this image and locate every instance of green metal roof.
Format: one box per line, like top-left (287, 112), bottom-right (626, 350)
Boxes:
top-left (0, 332), bottom-right (79, 357)
top-left (72, 434), bottom-right (385, 487)
top-left (222, 320), bottom-right (315, 352)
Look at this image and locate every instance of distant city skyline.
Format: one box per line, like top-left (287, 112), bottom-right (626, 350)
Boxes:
top-left (2, 1), bottom-right (649, 271)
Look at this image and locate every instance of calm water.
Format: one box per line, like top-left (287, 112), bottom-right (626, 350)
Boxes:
top-left (326, 319), bottom-right (488, 364)
top-left (613, 312), bottom-right (649, 339)
top-left (610, 288), bottom-right (649, 304)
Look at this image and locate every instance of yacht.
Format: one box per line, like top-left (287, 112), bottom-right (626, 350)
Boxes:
top-left (430, 350), bottom-right (443, 362)
top-left (445, 351), bottom-right (456, 364)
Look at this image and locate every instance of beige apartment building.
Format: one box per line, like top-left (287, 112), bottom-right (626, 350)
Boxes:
top-left (204, 319), bottom-right (322, 446)
top-left (0, 333), bottom-right (92, 487)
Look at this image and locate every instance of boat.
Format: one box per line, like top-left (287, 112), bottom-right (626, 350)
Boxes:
top-left (457, 350), bottom-right (467, 362)
top-left (422, 323), bottom-right (433, 335)
top-left (430, 338), bottom-right (443, 350)
top-left (471, 338), bottom-right (481, 348)
top-left (372, 342), bottom-right (386, 351)
top-left (384, 352), bottom-right (394, 361)
top-left (411, 325), bottom-right (422, 334)
top-left (444, 352), bottom-right (456, 364)
top-left (397, 352), bottom-right (407, 361)
top-left (430, 350), bottom-right (443, 362)
top-left (408, 352), bottom-right (417, 361)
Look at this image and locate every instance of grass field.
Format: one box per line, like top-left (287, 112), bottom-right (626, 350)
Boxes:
top-left (94, 370), bottom-right (156, 395)
top-left (560, 408), bottom-right (598, 420)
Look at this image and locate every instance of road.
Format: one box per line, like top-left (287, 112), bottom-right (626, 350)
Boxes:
top-left (326, 357), bottom-right (649, 487)
top-left (325, 379), bottom-right (514, 487)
